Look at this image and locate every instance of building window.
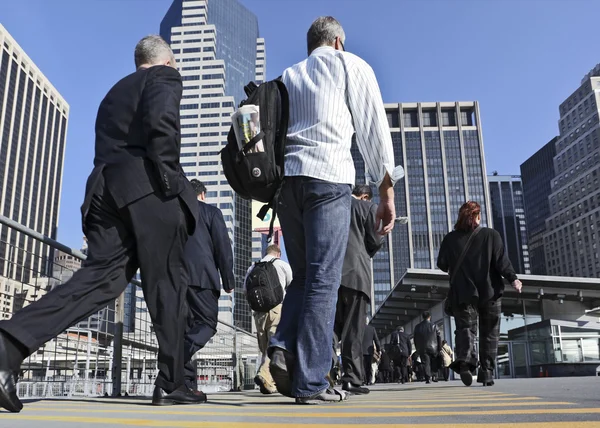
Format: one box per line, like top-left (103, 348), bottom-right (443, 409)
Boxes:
top-left (441, 109), bottom-right (457, 126)
top-left (403, 110), bottom-right (418, 127)
top-left (386, 110), bottom-right (399, 128)
top-left (422, 110), bottom-right (437, 127)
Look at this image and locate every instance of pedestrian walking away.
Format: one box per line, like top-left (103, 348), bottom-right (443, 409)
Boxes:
top-left (334, 185), bottom-right (385, 395)
top-left (182, 180), bottom-right (234, 400)
top-left (437, 201), bottom-right (522, 387)
top-left (440, 339), bottom-right (454, 381)
top-left (245, 245), bottom-right (292, 395)
top-left (362, 321), bottom-right (381, 386)
top-left (0, 35), bottom-right (204, 412)
top-left (390, 326), bottom-right (412, 384)
top-left (413, 311), bottom-right (442, 383)
top-left (266, 15), bottom-right (397, 405)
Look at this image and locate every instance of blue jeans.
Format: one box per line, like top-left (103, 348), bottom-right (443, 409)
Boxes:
top-left (269, 176), bottom-right (351, 397)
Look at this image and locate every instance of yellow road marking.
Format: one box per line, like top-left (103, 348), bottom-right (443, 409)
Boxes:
top-left (20, 406), bottom-right (600, 418)
top-left (25, 401), bottom-right (571, 412)
top-left (2, 416), bottom-right (600, 428)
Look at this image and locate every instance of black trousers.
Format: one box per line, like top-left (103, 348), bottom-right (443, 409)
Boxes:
top-left (393, 355), bottom-right (408, 382)
top-left (333, 287), bottom-right (368, 387)
top-left (184, 288), bottom-right (219, 389)
top-left (450, 298), bottom-right (501, 383)
top-left (420, 351), bottom-right (439, 380)
top-left (0, 186), bottom-right (191, 392)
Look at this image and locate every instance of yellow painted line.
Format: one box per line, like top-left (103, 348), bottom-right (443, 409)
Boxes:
top-left (20, 405), bottom-right (599, 418)
top-left (26, 401), bottom-right (571, 412)
top-left (2, 416), bottom-right (600, 428)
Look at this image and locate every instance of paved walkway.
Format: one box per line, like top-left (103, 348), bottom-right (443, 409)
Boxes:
top-left (2, 377), bottom-right (600, 427)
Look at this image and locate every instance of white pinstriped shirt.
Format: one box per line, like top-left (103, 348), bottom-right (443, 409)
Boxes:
top-left (281, 46), bottom-right (395, 186)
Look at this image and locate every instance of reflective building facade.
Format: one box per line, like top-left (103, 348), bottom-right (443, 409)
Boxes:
top-left (520, 137), bottom-right (557, 275)
top-left (489, 174), bottom-right (530, 275)
top-left (160, 0), bottom-right (264, 331)
top-left (358, 102), bottom-right (492, 307)
top-left (0, 25), bottom-right (69, 284)
top-left (544, 64), bottom-right (600, 278)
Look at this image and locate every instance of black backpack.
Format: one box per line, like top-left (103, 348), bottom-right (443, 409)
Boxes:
top-left (220, 79), bottom-right (289, 240)
top-left (245, 259), bottom-right (284, 312)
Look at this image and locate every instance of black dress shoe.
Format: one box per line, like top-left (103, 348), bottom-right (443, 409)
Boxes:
top-left (0, 370), bottom-right (22, 413)
top-left (152, 386), bottom-right (206, 406)
top-left (268, 347), bottom-right (295, 398)
top-left (342, 382), bottom-right (370, 395)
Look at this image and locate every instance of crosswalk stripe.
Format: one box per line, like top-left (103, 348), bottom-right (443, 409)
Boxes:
top-left (21, 406), bottom-right (600, 418)
top-left (25, 401), bottom-right (573, 412)
top-left (1, 415), bottom-right (600, 428)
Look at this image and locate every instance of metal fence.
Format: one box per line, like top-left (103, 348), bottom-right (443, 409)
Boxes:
top-left (0, 215), bottom-right (259, 398)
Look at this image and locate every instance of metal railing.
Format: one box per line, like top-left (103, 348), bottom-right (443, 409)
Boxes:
top-left (0, 214), bottom-right (259, 398)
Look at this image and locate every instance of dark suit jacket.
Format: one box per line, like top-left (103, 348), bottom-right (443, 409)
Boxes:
top-left (81, 65), bottom-right (197, 233)
top-left (341, 198), bottom-right (384, 299)
top-left (362, 324), bottom-right (381, 356)
top-left (414, 320), bottom-right (442, 355)
top-left (391, 330), bottom-right (412, 357)
top-left (184, 201), bottom-right (235, 292)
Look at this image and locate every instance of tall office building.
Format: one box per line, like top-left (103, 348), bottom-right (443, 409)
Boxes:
top-left (544, 64), bottom-right (600, 278)
top-left (488, 174), bottom-right (530, 274)
top-left (355, 102), bottom-right (492, 306)
top-left (520, 137), bottom-right (557, 275)
top-left (0, 25), bottom-right (69, 285)
top-left (160, 0), bottom-right (264, 330)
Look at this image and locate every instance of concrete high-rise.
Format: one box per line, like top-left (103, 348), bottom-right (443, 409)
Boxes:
top-left (544, 64), bottom-right (600, 278)
top-left (520, 137), bottom-right (557, 275)
top-left (488, 174), bottom-right (530, 275)
top-left (160, 0), bottom-right (265, 330)
top-left (0, 24), bottom-right (69, 285)
top-left (355, 102), bottom-right (492, 306)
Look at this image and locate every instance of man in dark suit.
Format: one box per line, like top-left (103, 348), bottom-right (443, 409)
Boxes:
top-left (334, 185), bottom-right (384, 395)
top-left (362, 322), bottom-right (381, 386)
top-left (413, 311), bottom-right (443, 383)
top-left (0, 35), bottom-right (203, 412)
top-left (183, 179), bottom-right (234, 393)
top-left (390, 326), bottom-right (411, 384)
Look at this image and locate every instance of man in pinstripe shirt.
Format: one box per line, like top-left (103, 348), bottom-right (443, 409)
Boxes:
top-left (267, 16), bottom-right (397, 404)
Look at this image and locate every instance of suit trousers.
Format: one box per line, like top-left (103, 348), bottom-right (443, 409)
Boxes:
top-left (254, 304), bottom-right (282, 388)
top-left (393, 355), bottom-right (408, 383)
top-left (0, 185), bottom-right (191, 393)
top-left (334, 287), bottom-right (368, 387)
top-left (450, 298), bottom-right (501, 383)
top-left (420, 351), bottom-right (439, 380)
top-left (184, 288), bottom-right (220, 389)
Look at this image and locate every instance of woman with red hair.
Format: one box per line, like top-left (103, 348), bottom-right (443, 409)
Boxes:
top-left (437, 201), bottom-right (522, 387)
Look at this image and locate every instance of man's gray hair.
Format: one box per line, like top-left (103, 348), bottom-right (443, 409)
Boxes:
top-left (134, 35), bottom-right (174, 68)
top-left (307, 16), bottom-right (345, 55)
top-left (398, 326), bottom-right (404, 332)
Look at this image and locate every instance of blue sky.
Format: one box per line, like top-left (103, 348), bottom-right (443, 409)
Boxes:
top-left (1, 0), bottom-right (599, 248)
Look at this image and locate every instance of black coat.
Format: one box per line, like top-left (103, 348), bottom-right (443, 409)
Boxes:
top-left (437, 227), bottom-right (518, 306)
top-left (391, 330), bottom-right (412, 357)
top-left (184, 201), bottom-right (235, 292)
top-left (81, 65), bottom-right (197, 233)
top-left (413, 320), bottom-right (442, 355)
top-left (341, 198), bottom-right (384, 299)
top-left (379, 351), bottom-right (391, 371)
top-left (362, 324), bottom-right (381, 356)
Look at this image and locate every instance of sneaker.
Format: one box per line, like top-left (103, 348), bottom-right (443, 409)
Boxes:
top-left (296, 387), bottom-right (349, 405)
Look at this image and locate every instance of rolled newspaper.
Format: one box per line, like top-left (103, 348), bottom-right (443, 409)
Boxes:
top-left (231, 105), bottom-right (264, 153)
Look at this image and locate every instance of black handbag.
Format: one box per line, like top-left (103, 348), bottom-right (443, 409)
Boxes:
top-left (443, 227), bottom-right (482, 317)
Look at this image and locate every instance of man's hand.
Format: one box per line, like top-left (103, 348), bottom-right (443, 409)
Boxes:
top-left (376, 173), bottom-right (395, 236)
top-left (511, 279), bottom-right (522, 293)
top-left (224, 288), bottom-right (234, 294)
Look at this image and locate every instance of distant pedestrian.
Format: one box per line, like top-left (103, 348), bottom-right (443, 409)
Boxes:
top-left (246, 245), bottom-right (292, 394)
top-left (390, 326), bottom-right (412, 384)
top-left (183, 180), bottom-right (234, 397)
top-left (362, 321), bottom-right (381, 385)
top-left (437, 201), bottom-right (522, 387)
top-left (378, 347), bottom-right (392, 383)
top-left (267, 15), bottom-right (397, 405)
top-left (440, 340), bottom-right (453, 381)
top-left (413, 312), bottom-right (442, 383)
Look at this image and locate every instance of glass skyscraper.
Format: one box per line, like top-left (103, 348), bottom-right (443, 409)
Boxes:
top-left (354, 102), bottom-right (491, 308)
top-left (488, 174), bottom-right (530, 275)
top-left (520, 137), bottom-right (557, 275)
top-left (0, 24), bottom-right (69, 288)
top-left (544, 64), bottom-right (600, 278)
top-left (160, 0), bottom-right (265, 331)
